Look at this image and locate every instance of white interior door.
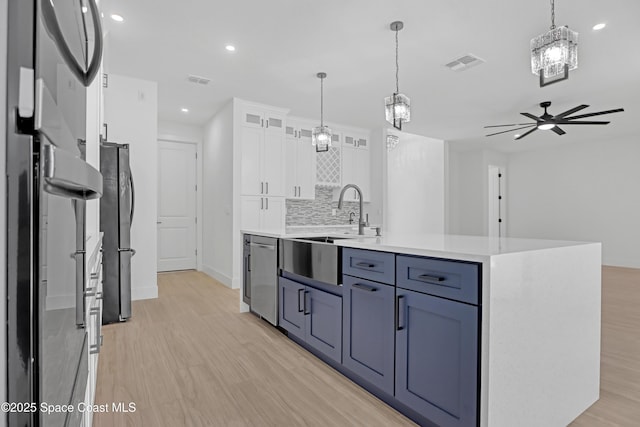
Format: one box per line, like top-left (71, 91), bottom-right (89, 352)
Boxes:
top-left (157, 140), bottom-right (197, 271)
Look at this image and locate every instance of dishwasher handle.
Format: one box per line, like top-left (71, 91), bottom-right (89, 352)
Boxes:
top-left (250, 242), bottom-right (276, 251)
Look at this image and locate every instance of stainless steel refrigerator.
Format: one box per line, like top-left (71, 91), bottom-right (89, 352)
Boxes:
top-left (100, 142), bottom-right (135, 324)
top-left (5, 0), bottom-right (104, 425)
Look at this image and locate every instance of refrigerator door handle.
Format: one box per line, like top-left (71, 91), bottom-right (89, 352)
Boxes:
top-left (129, 170), bottom-right (135, 227)
top-left (40, 0), bottom-right (103, 87)
top-left (43, 144), bottom-right (103, 200)
top-left (118, 247), bottom-right (137, 257)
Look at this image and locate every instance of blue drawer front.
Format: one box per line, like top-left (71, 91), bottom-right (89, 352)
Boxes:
top-left (396, 255), bottom-right (480, 305)
top-left (342, 248), bottom-right (395, 285)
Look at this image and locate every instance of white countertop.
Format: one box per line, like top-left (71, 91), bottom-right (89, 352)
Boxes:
top-left (242, 228), bottom-right (597, 261)
top-left (334, 233), bottom-right (597, 261)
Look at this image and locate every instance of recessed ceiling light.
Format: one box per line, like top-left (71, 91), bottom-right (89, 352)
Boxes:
top-left (592, 23), bottom-right (606, 31)
top-left (225, 45), bottom-right (236, 52)
top-left (81, 6), bottom-right (88, 13)
top-left (181, 108), bottom-right (189, 113)
top-left (111, 14), bottom-right (124, 22)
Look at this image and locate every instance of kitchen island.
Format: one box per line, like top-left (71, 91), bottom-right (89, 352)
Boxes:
top-left (243, 230), bottom-right (601, 427)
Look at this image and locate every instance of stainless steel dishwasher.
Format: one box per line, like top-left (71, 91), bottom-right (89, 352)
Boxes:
top-left (249, 235), bottom-right (278, 325)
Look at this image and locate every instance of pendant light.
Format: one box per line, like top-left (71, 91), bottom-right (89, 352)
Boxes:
top-left (530, 0), bottom-right (578, 87)
top-left (312, 72), bottom-right (332, 153)
top-left (385, 21), bottom-right (410, 130)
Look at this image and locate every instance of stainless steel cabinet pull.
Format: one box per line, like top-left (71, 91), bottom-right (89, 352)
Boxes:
top-left (261, 182), bottom-right (264, 194)
top-left (157, 221), bottom-right (162, 224)
top-left (396, 295), bottom-right (405, 331)
top-left (266, 182), bottom-right (269, 194)
top-left (353, 283), bottom-right (377, 292)
top-left (355, 262), bottom-right (376, 269)
top-left (85, 287), bottom-right (96, 297)
top-left (266, 198), bottom-right (269, 209)
top-left (118, 248), bottom-right (137, 256)
top-left (266, 119), bottom-right (269, 128)
top-left (297, 288), bottom-right (304, 313)
top-left (261, 118), bottom-right (264, 127)
top-left (417, 274), bottom-right (445, 282)
top-left (261, 198), bottom-right (264, 209)
top-left (303, 291), bottom-right (310, 315)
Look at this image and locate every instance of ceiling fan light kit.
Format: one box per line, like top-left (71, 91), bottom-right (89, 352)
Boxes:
top-left (530, 0), bottom-right (578, 87)
top-left (312, 72), bottom-right (332, 153)
top-left (385, 21), bottom-right (411, 130)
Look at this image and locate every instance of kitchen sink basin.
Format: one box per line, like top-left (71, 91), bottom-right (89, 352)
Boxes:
top-left (296, 235), bottom-right (352, 244)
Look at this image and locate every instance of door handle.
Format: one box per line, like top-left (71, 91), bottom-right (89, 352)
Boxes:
top-left (396, 295), bottom-right (405, 331)
top-left (417, 274), bottom-right (445, 283)
top-left (118, 248), bottom-right (137, 256)
top-left (352, 283), bottom-right (377, 292)
top-left (89, 306), bottom-right (101, 355)
top-left (297, 288), bottom-right (304, 312)
top-left (303, 291), bottom-right (310, 315)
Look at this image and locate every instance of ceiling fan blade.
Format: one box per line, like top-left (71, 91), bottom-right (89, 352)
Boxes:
top-left (555, 104), bottom-right (589, 119)
top-left (551, 126), bottom-right (566, 135)
top-left (484, 123), bottom-right (535, 128)
top-left (485, 125), bottom-right (536, 137)
top-left (520, 112), bottom-right (542, 121)
top-left (555, 120), bottom-right (610, 125)
top-left (514, 127), bottom-right (538, 140)
top-left (564, 108), bottom-right (624, 120)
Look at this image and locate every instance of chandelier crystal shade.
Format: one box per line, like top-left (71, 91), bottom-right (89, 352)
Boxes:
top-left (385, 21), bottom-right (410, 130)
top-left (312, 72), bottom-right (332, 153)
top-left (530, 0), bottom-right (578, 87)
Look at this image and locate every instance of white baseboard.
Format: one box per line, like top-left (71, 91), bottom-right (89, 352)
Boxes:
top-left (132, 286), bottom-right (158, 301)
top-left (202, 264), bottom-right (233, 288)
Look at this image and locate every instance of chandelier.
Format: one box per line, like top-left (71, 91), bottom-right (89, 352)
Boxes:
top-left (384, 21), bottom-right (410, 130)
top-left (312, 72), bottom-right (332, 152)
top-left (530, 0), bottom-right (578, 87)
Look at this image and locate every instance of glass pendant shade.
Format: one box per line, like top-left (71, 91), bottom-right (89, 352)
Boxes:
top-left (312, 125), bottom-right (332, 152)
top-left (386, 134), bottom-right (399, 151)
top-left (530, 25), bottom-right (578, 81)
top-left (385, 93), bottom-right (411, 128)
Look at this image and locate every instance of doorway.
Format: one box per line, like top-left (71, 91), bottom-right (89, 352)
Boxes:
top-left (157, 140), bottom-right (198, 271)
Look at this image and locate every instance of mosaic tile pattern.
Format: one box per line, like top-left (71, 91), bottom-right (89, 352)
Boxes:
top-left (286, 186), bottom-right (364, 226)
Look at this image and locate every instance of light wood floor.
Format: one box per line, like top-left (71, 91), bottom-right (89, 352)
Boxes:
top-left (94, 267), bottom-right (640, 427)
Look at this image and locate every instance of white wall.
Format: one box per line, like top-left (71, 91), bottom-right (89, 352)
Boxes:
top-left (104, 74), bottom-right (158, 299)
top-left (202, 101), bottom-right (234, 287)
top-left (384, 129), bottom-right (445, 234)
top-left (507, 136), bottom-right (640, 268)
top-left (368, 128), bottom-right (384, 225)
top-left (1, 0), bottom-right (8, 408)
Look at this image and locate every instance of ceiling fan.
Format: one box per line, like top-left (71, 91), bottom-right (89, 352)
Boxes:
top-left (485, 102), bottom-right (624, 140)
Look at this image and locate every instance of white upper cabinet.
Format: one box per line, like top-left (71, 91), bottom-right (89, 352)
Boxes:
top-left (339, 129), bottom-right (371, 202)
top-left (240, 105), bottom-right (286, 197)
top-left (285, 120), bottom-right (316, 200)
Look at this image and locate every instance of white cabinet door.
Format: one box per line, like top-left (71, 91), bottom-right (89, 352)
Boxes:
top-left (285, 130), bottom-right (298, 198)
top-left (262, 197), bottom-right (285, 229)
top-left (241, 196), bottom-right (262, 230)
top-left (264, 112), bottom-right (285, 133)
top-left (341, 146), bottom-right (359, 202)
top-left (241, 107), bottom-right (265, 129)
top-left (240, 127), bottom-right (264, 196)
top-left (263, 131), bottom-right (285, 197)
top-left (297, 127), bottom-right (316, 199)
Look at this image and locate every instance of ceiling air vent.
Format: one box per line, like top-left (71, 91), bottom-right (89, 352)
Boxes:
top-left (445, 54), bottom-right (485, 72)
top-left (187, 74), bottom-right (211, 85)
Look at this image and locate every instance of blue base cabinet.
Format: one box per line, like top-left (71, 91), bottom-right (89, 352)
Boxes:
top-left (342, 275), bottom-right (395, 395)
top-left (278, 277), bottom-right (342, 363)
top-left (395, 288), bottom-right (478, 427)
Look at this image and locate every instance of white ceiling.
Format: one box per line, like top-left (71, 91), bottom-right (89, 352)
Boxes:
top-left (103, 0), bottom-right (640, 152)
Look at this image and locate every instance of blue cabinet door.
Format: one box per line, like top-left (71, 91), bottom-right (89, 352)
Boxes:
top-left (278, 277), bottom-right (305, 341)
top-left (305, 286), bottom-right (342, 364)
top-left (342, 275), bottom-right (395, 395)
top-left (395, 289), bottom-right (478, 427)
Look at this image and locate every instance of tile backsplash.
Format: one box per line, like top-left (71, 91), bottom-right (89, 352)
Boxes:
top-left (286, 186), bottom-right (363, 226)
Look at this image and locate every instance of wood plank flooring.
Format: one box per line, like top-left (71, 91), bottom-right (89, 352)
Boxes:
top-left (93, 271), bottom-right (414, 426)
top-left (94, 267), bottom-right (640, 427)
